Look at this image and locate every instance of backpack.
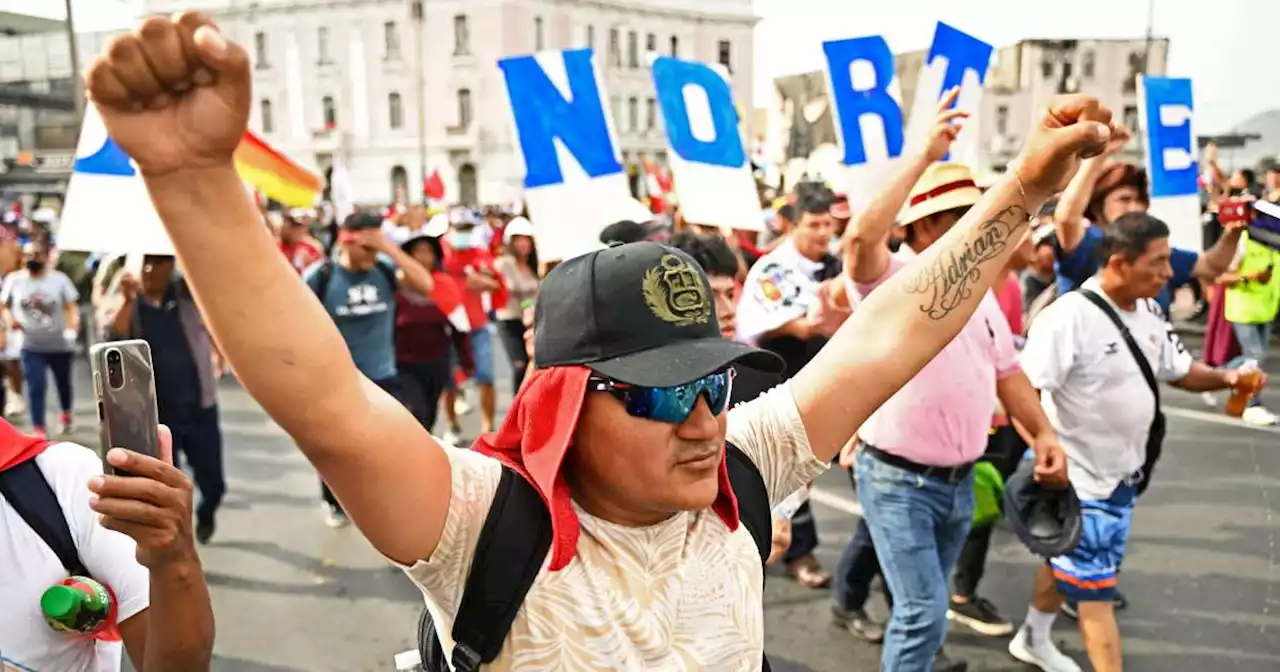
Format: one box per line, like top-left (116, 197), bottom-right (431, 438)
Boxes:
top-left (309, 260), bottom-right (398, 303)
top-left (416, 441), bottom-right (775, 672)
top-left (0, 457), bottom-right (88, 577)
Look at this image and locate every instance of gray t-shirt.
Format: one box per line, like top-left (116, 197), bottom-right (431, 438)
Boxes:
top-left (1, 270), bottom-right (79, 353)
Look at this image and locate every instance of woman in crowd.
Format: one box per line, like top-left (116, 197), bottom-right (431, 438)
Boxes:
top-left (493, 217), bottom-right (539, 394)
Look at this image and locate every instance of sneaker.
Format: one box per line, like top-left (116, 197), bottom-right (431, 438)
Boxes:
top-left (931, 649), bottom-right (968, 672)
top-left (1201, 391), bottom-right (1218, 407)
top-left (323, 503), bottom-right (349, 529)
top-left (1114, 590), bottom-right (1128, 610)
top-left (453, 392), bottom-right (473, 416)
top-left (442, 426), bottom-right (463, 446)
top-left (58, 411), bottom-right (72, 436)
top-left (31, 426), bottom-right (46, 439)
top-left (830, 603), bottom-right (885, 643)
top-left (1242, 406), bottom-right (1279, 426)
top-left (195, 515), bottom-right (216, 545)
top-left (5, 393), bottom-right (25, 418)
top-left (1008, 624), bottom-right (1082, 672)
top-left (1059, 600), bottom-right (1077, 620)
top-left (947, 595), bottom-right (1014, 636)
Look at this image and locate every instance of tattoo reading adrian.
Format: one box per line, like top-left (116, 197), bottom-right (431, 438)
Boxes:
top-left (903, 205), bottom-right (1028, 320)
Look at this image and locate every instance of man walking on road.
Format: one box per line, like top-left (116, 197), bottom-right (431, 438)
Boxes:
top-left (82, 14), bottom-right (1110, 669)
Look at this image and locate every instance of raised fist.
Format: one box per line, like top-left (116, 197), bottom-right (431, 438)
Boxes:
top-left (1014, 95), bottom-right (1116, 204)
top-left (84, 13), bottom-right (250, 178)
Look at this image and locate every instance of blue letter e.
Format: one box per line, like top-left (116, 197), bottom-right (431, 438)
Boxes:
top-left (652, 57), bottom-right (746, 168)
top-left (498, 49), bottom-right (622, 189)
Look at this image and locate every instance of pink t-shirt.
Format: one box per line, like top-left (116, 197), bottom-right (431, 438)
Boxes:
top-left (847, 250), bottom-right (1021, 466)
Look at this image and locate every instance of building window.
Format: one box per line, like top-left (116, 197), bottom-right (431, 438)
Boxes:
top-left (384, 21), bottom-right (401, 59)
top-left (458, 88), bottom-right (473, 128)
top-left (645, 97), bottom-right (656, 130)
top-left (260, 99), bottom-right (273, 134)
top-left (646, 33), bottom-right (656, 53)
top-left (627, 31), bottom-right (639, 68)
top-left (609, 28), bottom-right (620, 67)
top-left (454, 15), bottom-right (470, 55)
top-left (254, 31), bottom-right (268, 68)
top-left (610, 95), bottom-right (621, 126)
top-left (1041, 57), bottom-right (1054, 78)
top-left (388, 92), bottom-right (403, 129)
top-left (996, 105), bottom-right (1008, 136)
top-left (586, 25), bottom-right (595, 49)
top-left (317, 26), bottom-right (330, 63)
top-left (1123, 105), bottom-right (1139, 133)
top-left (535, 16), bottom-right (544, 50)
top-left (717, 40), bottom-right (732, 73)
top-left (322, 95), bottom-right (337, 128)
top-left (669, 35), bottom-right (678, 57)
top-left (1082, 50), bottom-right (1096, 78)
top-left (628, 96), bottom-right (638, 132)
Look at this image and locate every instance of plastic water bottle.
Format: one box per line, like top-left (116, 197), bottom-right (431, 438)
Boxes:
top-left (41, 576), bottom-right (119, 641)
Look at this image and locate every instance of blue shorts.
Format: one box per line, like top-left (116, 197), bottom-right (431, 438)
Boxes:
top-left (467, 324), bottom-right (495, 385)
top-left (1050, 482), bottom-right (1137, 603)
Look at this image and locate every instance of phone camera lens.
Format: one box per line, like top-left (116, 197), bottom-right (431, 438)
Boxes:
top-left (106, 349), bottom-right (124, 389)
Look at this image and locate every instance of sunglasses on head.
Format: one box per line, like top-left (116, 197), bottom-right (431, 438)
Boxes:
top-left (587, 369), bottom-right (735, 424)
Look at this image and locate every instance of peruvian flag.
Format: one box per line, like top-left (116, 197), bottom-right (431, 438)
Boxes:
top-left (423, 169), bottom-right (446, 202)
top-left (643, 159), bottom-right (672, 214)
top-left (431, 272), bottom-right (471, 333)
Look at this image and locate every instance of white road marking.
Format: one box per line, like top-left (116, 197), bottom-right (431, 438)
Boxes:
top-left (809, 485), bottom-right (862, 517)
top-left (1164, 406), bottom-right (1280, 435)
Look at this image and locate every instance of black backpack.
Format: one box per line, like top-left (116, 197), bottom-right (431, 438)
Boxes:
top-left (417, 441), bottom-right (775, 672)
top-left (0, 456), bottom-right (89, 577)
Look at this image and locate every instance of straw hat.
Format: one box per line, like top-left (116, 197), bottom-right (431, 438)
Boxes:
top-left (900, 162), bottom-right (982, 227)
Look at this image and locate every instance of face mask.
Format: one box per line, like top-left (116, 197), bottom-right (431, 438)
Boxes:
top-left (25, 260), bottom-right (43, 273)
top-left (450, 230), bottom-right (475, 250)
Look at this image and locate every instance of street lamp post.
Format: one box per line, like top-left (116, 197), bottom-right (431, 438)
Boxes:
top-left (64, 0), bottom-right (84, 117)
top-left (412, 0), bottom-right (427, 205)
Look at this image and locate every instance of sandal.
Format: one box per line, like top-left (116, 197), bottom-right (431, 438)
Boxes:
top-left (786, 553), bottom-right (831, 589)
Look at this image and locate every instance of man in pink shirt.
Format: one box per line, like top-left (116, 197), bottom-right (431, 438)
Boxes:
top-left (839, 91), bottom-right (1069, 672)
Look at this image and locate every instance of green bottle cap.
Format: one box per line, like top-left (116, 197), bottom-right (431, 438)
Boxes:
top-left (41, 584), bottom-right (82, 622)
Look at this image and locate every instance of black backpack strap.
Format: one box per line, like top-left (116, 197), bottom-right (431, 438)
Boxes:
top-left (443, 466), bottom-right (552, 672)
top-left (725, 441), bottom-right (772, 565)
top-left (0, 457), bottom-right (88, 576)
top-left (309, 261), bottom-right (335, 303)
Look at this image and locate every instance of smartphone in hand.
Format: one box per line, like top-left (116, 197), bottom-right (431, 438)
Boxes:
top-left (89, 339), bottom-right (160, 475)
top-left (1218, 197), bottom-right (1254, 225)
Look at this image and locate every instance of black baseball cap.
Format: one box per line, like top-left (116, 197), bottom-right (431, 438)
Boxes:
top-left (341, 211), bottom-right (382, 230)
top-left (534, 242), bottom-right (783, 387)
top-left (599, 220), bottom-right (659, 247)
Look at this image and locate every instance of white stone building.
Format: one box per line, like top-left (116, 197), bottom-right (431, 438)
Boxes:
top-left (139, 0), bottom-right (758, 206)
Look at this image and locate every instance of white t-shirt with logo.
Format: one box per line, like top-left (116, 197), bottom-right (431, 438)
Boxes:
top-left (401, 384), bottom-right (825, 671)
top-left (1019, 278), bottom-right (1193, 500)
top-left (0, 442), bottom-right (150, 672)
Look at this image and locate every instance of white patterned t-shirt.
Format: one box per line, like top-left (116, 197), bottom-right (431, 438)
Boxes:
top-left (401, 383), bottom-right (824, 671)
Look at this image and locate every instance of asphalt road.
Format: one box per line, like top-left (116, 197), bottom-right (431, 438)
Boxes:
top-left (41, 332), bottom-right (1276, 671)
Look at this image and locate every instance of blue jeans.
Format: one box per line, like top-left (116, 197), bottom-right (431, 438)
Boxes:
top-left (1228, 321), bottom-right (1271, 407)
top-left (856, 449), bottom-right (974, 672)
top-left (21, 349), bottom-right (72, 430)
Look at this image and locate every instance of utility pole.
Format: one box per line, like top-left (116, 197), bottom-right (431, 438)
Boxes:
top-left (64, 0), bottom-right (84, 118)
top-left (1142, 0), bottom-right (1155, 74)
top-left (412, 0), bottom-right (427, 205)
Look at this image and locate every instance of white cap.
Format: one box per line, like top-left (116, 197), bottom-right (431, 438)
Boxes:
top-left (423, 213), bottom-right (450, 237)
top-left (503, 216), bottom-right (535, 244)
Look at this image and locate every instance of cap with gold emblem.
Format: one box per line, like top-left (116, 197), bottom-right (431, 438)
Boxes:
top-left (533, 242), bottom-right (783, 387)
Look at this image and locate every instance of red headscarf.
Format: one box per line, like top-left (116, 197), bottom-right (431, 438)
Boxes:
top-left (0, 417), bottom-right (52, 472)
top-left (471, 366), bottom-right (742, 571)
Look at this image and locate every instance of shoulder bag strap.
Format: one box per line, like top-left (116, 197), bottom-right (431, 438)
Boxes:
top-left (0, 458), bottom-right (88, 576)
top-left (1078, 289), bottom-right (1160, 405)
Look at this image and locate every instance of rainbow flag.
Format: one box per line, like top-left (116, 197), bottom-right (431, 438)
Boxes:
top-left (233, 131), bottom-right (323, 208)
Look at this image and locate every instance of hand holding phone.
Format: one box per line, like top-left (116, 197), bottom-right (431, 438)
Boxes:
top-left (89, 340), bottom-right (160, 475)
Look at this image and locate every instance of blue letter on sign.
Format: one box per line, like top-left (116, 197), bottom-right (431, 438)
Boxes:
top-left (498, 49), bottom-right (622, 189)
top-left (1142, 77), bottom-right (1197, 198)
top-left (927, 22), bottom-right (993, 98)
top-left (652, 57), bottom-right (746, 168)
top-left (823, 37), bottom-right (903, 166)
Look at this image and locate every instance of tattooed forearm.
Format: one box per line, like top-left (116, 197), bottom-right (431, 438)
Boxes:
top-left (902, 205), bottom-right (1029, 320)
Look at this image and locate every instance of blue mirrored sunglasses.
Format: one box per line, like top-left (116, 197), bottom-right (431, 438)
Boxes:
top-left (587, 369), bottom-right (735, 424)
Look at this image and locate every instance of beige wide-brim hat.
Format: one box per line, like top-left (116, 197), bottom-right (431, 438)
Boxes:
top-left (899, 162), bottom-right (982, 227)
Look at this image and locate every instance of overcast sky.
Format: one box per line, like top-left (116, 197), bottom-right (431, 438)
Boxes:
top-left (9, 0), bottom-right (1273, 132)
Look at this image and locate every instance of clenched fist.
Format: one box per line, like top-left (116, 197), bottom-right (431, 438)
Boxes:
top-left (1014, 95), bottom-right (1117, 204)
top-left (84, 13), bottom-right (251, 178)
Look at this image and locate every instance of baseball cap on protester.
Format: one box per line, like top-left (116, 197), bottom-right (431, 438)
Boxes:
top-left (337, 211), bottom-right (381, 244)
top-left (472, 242), bottom-right (783, 572)
top-left (599, 220), bottom-right (658, 247)
top-left (534, 241), bottom-right (783, 387)
top-left (1002, 459), bottom-right (1083, 559)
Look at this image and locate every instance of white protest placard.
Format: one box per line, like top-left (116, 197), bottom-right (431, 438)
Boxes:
top-left (498, 48), bottom-right (634, 262)
top-left (58, 104), bottom-right (173, 255)
top-left (651, 57), bottom-right (761, 232)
